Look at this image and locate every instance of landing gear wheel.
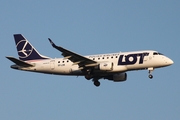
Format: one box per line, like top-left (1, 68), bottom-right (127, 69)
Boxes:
top-left (94, 81), bottom-right (100, 87)
top-left (149, 74), bottom-right (153, 79)
top-left (85, 74), bottom-right (92, 80)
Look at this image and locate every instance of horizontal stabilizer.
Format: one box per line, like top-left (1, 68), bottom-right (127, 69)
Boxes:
top-left (6, 56), bottom-right (34, 67)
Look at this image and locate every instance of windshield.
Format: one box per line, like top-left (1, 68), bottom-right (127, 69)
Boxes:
top-left (153, 52), bottom-right (163, 55)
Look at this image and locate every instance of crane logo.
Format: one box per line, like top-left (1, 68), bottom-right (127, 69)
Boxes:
top-left (16, 40), bottom-right (33, 58)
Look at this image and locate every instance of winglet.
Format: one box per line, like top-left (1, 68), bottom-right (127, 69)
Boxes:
top-left (48, 38), bottom-right (56, 48)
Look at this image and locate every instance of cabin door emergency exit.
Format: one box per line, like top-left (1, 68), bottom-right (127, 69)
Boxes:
top-left (50, 60), bottom-right (55, 70)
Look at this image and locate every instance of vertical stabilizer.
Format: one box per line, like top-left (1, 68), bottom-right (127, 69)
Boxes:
top-left (14, 34), bottom-right (49, 61)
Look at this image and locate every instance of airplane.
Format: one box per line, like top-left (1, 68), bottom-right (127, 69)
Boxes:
top-left (6, 34), bottom-right (174, 87)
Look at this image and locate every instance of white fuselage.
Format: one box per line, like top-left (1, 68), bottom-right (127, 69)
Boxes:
top-left (8, 34), bottom-right (174, 86)
top-left (13, 50), bottom-right (173, 76)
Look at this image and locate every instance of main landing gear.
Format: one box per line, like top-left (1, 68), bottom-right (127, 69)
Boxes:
top-left (93, 78), bottom-right (100, 87)
top-left (84, 69), bottom-right (93, 80)
top-left (85, 75), bottom-right (100, 87)
top-left (84, 69), bottom-right (100, 87)
top-left (148, 67), bottom-right (154, 79)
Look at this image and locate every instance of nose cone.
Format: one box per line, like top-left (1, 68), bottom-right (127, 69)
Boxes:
top-left (167, 58), bottom-right (174, 65)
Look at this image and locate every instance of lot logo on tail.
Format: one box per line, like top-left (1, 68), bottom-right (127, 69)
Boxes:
top-left (16, 40), bottom-right (33, 58)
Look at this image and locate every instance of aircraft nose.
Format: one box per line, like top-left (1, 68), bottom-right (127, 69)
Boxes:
top-left (166, 58), bottom-right (174, 65)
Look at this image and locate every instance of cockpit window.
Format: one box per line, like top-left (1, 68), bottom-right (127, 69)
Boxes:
top-left (153, 52), bottom-right (163, 55)
top-left (153, 52), bottom-right (158, 55)
top-left (158, 53), bottom-right (163, 55)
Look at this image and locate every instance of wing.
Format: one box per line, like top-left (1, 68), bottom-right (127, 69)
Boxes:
top-left (48, 38), bottom-right (98, 68)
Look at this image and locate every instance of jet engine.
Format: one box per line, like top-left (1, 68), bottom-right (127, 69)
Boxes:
top-left (105, 73), bottom-right (127, 82)
top-left (99, 62), bottom-right (113, 71)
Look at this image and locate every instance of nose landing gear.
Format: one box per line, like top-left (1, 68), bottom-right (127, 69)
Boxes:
top-left (148, 74), bottom-right (153, 79)
top-left (148, 67), bottom-right (154, 79)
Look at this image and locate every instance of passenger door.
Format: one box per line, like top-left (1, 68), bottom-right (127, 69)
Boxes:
top-left (50, 60), bottom-right (55, 70)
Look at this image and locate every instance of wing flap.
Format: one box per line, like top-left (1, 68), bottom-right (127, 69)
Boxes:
top-left (48, 38), bottom-right (97, 67)
top-left (6, 56), bottom-right (34, 67)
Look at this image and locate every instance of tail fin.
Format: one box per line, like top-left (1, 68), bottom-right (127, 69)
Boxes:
top-left (14, 34), bottom-right (49, 61)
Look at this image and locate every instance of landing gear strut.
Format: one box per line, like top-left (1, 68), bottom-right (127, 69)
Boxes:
top-left (84, 69), bottom-right (93, 80)
top-left (148, 67), bottom-right (154, 79)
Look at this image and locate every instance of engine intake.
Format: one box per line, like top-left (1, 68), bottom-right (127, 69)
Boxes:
top-left (105, 73), bottom-right (127, 82)
top-left (99, 62), bottom-right (113, 71)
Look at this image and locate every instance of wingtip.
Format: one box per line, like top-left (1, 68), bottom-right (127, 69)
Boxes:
top-left (48, 38), bottom-right (52, 42)
top-left (48, 38), bottom-right (53, 44)
top-left (48, 38), bottom-right (56, 47)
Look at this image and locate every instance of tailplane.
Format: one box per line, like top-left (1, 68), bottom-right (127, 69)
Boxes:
top-left (14, 34), bottom-right (49, 61)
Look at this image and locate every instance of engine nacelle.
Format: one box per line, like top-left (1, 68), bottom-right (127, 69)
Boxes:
top-left (105, 73), bottom-right (127, 82)
top-left (99, 62), bottom-right (113, 71)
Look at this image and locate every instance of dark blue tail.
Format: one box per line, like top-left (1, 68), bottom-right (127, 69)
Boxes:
top-left (14, 34), bottom-right (49, 61)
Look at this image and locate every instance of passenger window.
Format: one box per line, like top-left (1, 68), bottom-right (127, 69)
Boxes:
top-left (98, 58), bottom-right (100, 60)
top-left (107, 57), bottom-right (109, 59)
top-left (111, 56), bottom-right (113, 59)
top-left (58, 61), bottom-right (60, 63)
top-left (93, 58), bottom-right (95, 60)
